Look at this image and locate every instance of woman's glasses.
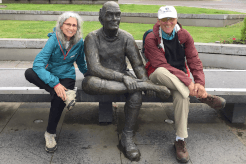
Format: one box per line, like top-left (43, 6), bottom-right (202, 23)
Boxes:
top-left (63, 23), bottom-right (77, 28)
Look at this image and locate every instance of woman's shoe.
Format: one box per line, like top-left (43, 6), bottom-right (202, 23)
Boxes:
top-left (65, 89), bottom-right (76, 111)
top-left (44, 131), bottom-right (57, 153)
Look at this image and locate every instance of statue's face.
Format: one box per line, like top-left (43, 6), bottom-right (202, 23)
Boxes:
top-left (103, 6), bottom-right (121, 31)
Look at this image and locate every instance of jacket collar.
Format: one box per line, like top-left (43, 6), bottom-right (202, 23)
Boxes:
top-left (153, 22), bottom-right (182, 51)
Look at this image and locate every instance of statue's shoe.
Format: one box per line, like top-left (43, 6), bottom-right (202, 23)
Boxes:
top-left (119, 131), bottom-right (141, 161)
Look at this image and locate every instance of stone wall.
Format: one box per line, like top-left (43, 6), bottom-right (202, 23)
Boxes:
top-left (2, 0), bottom-right (117, 4)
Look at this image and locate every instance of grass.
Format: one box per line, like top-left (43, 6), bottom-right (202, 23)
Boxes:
top-left (0, 3), bottom-right (245, 14)
top-left (0, 20), bottom-right (243, 43)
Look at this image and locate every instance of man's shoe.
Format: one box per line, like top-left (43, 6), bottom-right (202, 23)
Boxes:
top-left (65, 89), bottom-right (76, 111)
top-left (174, 140), bottom-right (189, 163)
top-left (199, 94), bottom-right (226, 110)
top-left (120, 130), bottom-right (141, 161)
top-left (44, 131), bottom-right (57, 153)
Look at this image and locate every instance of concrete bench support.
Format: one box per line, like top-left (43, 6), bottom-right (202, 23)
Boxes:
top-left (223, 103), bottom-right (246, 123)
top-left (99, 102), bottom-right (113, 124)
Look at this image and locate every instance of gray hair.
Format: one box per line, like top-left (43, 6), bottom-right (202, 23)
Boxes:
top-left (56, 12), bottom-right (83, 47)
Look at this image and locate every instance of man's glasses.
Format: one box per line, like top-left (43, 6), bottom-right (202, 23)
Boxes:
top-left (160, 18), bottom-right (176, 23)
top-left (63, 23), bottom-right (77, 28)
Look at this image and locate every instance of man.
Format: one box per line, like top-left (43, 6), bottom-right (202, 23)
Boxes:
top-left (144, 6), bottom-right (226, 163)
top-left (82, 1), bottom-right (171, 161)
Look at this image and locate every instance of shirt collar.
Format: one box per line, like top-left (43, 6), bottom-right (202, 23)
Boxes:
top-left (161, 28), bottom-right (175, 40)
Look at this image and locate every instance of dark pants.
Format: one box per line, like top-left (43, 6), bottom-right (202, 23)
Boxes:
top-left (25, 68), bottom-right (75, 134)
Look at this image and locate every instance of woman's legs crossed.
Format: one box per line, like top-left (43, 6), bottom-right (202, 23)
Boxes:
top-left (25, 68), bottom-right (54, 94)
top-left (25, 68), bottom-right (75, 134)
top-left (47, 78), bottom-right (75, 134)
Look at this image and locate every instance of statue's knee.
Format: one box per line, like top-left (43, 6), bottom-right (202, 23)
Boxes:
top-left (82, 76), bottom-right (101, 94)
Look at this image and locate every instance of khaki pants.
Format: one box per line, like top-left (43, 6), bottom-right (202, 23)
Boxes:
top-left (149, 67), bottom-right (190, 138)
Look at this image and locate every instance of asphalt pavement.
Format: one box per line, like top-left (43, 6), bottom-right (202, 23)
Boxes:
top-left (118, 0), bottom-right (246, 13)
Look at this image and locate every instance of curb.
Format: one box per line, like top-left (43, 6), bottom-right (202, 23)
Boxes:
top-left (1, 39), bottom-right (246, 69)
top-left (1, 39), bottom-right (245, 56)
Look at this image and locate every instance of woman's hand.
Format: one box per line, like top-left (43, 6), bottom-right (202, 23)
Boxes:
top-left (54, 83), bottom-right (67, 101)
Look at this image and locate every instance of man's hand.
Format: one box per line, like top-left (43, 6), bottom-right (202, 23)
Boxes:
top-left (123, 75), bottom-right (138, 92)
top-left (188, 81), bottom-right (196, 97)
top-left (194, 83), bottom-right (207, 98)
top-left (188, 82), bottom-right (207, 98)
top-left (54, 83), bottom-right (67, 101)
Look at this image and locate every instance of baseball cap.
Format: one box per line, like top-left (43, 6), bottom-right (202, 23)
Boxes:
top-left (158, 6), bottom-right (177, 19)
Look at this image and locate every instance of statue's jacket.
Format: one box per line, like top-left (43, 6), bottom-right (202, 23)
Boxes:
top-left (32, 27), bottom-right (87, 88)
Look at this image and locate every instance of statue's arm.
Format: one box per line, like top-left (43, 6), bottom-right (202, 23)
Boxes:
top-left (126, 37), bottom-right (149, 81)
top-left (84, 33), bottom-right (125, 82)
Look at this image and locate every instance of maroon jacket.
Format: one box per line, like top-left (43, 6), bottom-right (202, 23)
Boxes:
top-left (144, 22), bottom-right (205, 87)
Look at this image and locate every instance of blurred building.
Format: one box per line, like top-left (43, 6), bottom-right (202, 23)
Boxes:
top-left (2, 0), bottom-right (118, 4)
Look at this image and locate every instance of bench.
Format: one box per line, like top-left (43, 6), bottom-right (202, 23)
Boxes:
top-left (1, 68), bottom-right (246, 124)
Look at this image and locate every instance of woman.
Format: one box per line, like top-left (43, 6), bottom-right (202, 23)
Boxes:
top-left (25, 12), bottom-right (87, 153)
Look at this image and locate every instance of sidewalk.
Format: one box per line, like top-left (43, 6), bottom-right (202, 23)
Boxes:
top-left (1, 101), bottom-right (246, 164)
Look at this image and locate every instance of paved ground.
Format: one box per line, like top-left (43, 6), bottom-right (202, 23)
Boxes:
top-left (119, 0), bottom-right (246, 13)
top-left (0, 102), bottom-right (246, 164)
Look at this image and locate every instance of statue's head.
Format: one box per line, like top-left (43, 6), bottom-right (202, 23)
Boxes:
top-left (99, 1), bottom-right (121, 31)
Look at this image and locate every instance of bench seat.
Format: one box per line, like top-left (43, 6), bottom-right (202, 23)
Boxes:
top-left (1, 68), bottom-right (246, 123)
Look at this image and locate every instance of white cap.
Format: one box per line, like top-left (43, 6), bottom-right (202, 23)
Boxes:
top-left (158, 6), bottom-right (177, 19)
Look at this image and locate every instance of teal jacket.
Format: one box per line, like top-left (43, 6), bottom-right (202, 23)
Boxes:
top-left (33, 28), bottom-right (87, 88)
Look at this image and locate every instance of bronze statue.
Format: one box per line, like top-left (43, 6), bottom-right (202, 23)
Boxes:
top-left (82, 1), bottom-right (170, 161)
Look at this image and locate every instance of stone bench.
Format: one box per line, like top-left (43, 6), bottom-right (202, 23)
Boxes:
top-left (1, 68), bottom-right (246, 124)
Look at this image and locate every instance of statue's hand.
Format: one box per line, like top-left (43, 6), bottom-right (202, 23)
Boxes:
top-left (123, 75), bottom-right (138, 92)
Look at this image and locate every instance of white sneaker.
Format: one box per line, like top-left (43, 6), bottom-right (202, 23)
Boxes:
top-left (65, 89), bottom-right (76, 111)
top-left (44, 131), bottom-right (57, 153)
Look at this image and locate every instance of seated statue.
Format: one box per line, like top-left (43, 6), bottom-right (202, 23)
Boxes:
top-left (82, 1), bottom-right (170, 161)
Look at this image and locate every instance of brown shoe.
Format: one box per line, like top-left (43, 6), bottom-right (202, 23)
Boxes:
top-left (174, 140), bottom-right (189, 163)
top-left (199, 94), bottom-right (226, 110)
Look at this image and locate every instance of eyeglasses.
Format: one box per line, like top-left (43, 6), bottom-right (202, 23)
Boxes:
top-left (63, 23), bottom-right (77, 28)
top-left (160, 18), bottom-right (176, 23)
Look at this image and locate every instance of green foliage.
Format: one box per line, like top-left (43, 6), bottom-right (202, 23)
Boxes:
top-left (0, 20), bottom-right (244, 44)
top-left (1, 3), bottom-right (244, 14)
top-left (241, 17), bottom-right (246, 41)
